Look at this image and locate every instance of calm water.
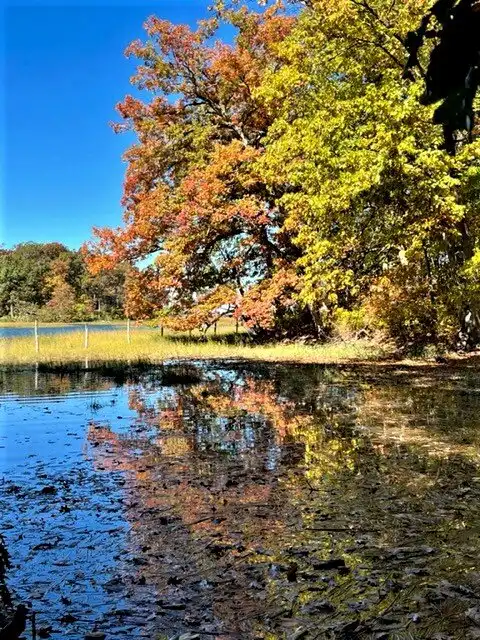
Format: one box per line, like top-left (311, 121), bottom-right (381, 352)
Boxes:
top-left (0, 324), bottom-right (134, 339)
top-left (1, 361), bottom-right (480, 639)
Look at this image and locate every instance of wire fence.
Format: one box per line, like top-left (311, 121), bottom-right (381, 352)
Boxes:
top-left (31, 319), bottom-right (135, 354)
top-left (25, 318), bottom-right (237, 353)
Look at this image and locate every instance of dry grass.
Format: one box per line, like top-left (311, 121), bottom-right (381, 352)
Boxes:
top-left (0, 327), bottom-right (388, 368)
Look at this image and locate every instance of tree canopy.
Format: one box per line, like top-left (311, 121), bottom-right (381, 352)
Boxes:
top-left (0, 243), bottom-right (126, 322)
top-left (84, 0), bottom-right (480, 348)
top-left (84, 5), bottom-right (310, 335)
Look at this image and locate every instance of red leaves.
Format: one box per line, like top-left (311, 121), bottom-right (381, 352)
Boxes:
top-left (239, 263), bottom-right (300, 331)
top-left (116, 95), bottom-right (145, 121)
top-left (84, 5), bottom-right (299, 328)
top-left (124, 38), bottom-right (143, 59)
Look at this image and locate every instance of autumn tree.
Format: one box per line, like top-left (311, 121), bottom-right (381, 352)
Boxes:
top-left (259, 0), bottom-right (480, 346)
top-left (404, 0), bottom-right (480, 341)
top-left (84, 5), bottom-right (312, 337)
top-left (42, 255), bottom-right (85, 322)
top-left (84, 0), bottom-right (480, 347)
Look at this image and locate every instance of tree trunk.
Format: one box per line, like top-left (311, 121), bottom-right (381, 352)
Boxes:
top-left (307, 304), bottom-right (329, 341)
top-left (454, 218), bottom-right (480, 348)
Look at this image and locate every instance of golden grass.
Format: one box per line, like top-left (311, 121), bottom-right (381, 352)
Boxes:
top-left (0, 328), bottom-right (388, 368)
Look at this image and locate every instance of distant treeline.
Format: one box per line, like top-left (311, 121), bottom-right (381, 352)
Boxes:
top-left (0, 243), bottom-right (126, 322)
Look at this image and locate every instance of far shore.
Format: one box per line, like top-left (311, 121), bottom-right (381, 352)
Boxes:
top-left (0, 320), bottom-right (127, 328)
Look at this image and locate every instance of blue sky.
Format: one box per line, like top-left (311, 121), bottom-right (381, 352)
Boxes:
top-left (1, 0), bottom-right (222, 250)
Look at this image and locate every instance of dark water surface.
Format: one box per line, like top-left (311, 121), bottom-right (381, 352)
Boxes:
top-left (1, 362), bottom-right (480, 639)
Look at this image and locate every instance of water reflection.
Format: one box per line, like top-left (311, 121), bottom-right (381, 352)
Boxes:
top-left (1, 362), bottom-right (480, 638)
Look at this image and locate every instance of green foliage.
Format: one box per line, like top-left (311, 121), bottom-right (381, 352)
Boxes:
top-left (0, 242), bottom-right (67, 314)
top-left (332, 308), bottom-right (372, 341)
top-left (258, 0), bottom-right (480, 347)
top-left (0, 243), bottom-right (126, 322)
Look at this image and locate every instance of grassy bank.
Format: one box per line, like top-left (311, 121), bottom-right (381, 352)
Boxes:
top-left (0, 328), bottom-right (389, 368)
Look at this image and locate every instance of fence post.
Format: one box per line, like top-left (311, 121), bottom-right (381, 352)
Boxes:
top-left (161, 325), bottom-right (164, 337)
top-left (84, 323), bottom-right (89, 349)
top-left (214, 321), bottom-right (217, 335)
top-left (235, 318), bottom-right (239, 334)
top-left (127, 318), bottom-right (131, 344)
top-left (34, 320), bottom-right (39, 354)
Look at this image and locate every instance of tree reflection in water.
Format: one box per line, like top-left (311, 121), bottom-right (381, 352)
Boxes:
top-left (83, 363), bottom-right (480, 639)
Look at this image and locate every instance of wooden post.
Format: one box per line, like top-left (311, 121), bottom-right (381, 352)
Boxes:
top-left (127, 318), bottom-right (131, 344)
top-left (84, 355), bottom-right (90, 383)
top-left (34, 320), bottom-right (39, 354)
top-left (235, 318), bottom-right (239, 334)
top-left (214, 321), bottom-right (217, 335)
top-left (84, 323), bottom-right (89, 349)
top-left (161, 325), bottom-right (164, 337)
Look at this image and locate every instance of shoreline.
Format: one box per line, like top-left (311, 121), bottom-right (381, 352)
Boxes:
top-left (2, 327), bottom-right (480, 372)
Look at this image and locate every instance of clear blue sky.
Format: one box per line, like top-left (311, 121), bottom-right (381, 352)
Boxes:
top-left (1, 0), bottom-right (222, 250)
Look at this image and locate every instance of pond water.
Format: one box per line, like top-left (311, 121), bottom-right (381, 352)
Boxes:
top-left (1, 361), bottom-right (480, 639)
top-left (0, 324), bottom-right (131, 339)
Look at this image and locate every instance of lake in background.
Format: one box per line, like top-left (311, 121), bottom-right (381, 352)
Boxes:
top-left (0, 323), bottom-right (140, 339)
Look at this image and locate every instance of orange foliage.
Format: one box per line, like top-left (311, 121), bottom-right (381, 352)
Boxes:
top-left (83, 5), bottom-right (300, 333)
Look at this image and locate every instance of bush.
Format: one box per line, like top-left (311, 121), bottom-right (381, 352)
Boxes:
top-left (6, 301), bottom-right (41, 321)
top-left (363, 260), bottom-right (459, 348)
top-left (332, 308), bottom-right (373, 341)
